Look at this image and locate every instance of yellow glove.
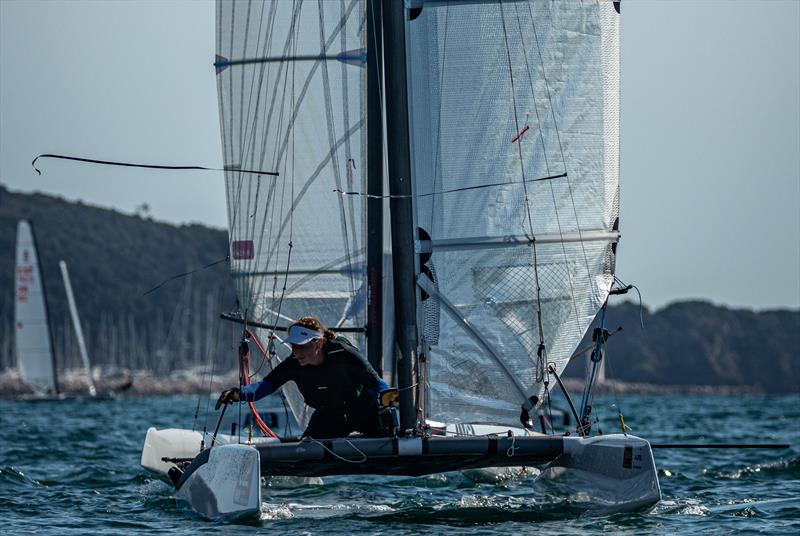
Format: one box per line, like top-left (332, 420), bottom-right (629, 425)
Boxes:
top-left (214, 387), bottom-right (240, 410)
top-left (379, 388), bottom-right (399, 408)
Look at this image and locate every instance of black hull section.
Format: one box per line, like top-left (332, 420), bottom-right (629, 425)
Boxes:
top-left (257, 435), bottom-right (564, 477)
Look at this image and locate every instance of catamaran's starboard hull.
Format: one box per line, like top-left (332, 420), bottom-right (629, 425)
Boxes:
top-left (541, 434), bottom-right (662, 513)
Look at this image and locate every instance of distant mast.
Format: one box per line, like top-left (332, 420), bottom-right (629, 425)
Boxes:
top-left (59, 260), bottom-right (97, 397)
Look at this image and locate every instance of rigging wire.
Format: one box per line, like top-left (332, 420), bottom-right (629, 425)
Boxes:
top-left (317, 1), bottom-right (359, 320)
top-left (616, 275), bottom-right (647, 330)
top-left (141, 256), bottom-right (228, 297)
top-left (511, 2), bottom-right (587, 355)
top-left (499, 0), bottom-right (547, 384)
top-left (192, 286), bottom-right (223, 433)
top-left (525, 0), bottom-right (600, 316)
top-left (246, 2), bottom-right (292, 308)
top-left (302, 437), bottom-right (368, 464)
top-left (332, 171), bottom-right (567, 199)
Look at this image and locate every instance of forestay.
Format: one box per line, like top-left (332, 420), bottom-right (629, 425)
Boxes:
top-left (216, 1), bottom-right (368, 427)
top-left (407, 1), bottom-right (620, 426)
top-left (14, 220), bottom-right (58, 396)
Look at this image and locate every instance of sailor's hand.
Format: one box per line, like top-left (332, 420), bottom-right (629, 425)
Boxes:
top-left (379, 388), bottom-right (399, 408)
top-left (215, 387), bottom-right (240, 410)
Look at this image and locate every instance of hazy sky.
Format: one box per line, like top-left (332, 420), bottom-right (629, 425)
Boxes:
top-left (1, 0), bottom-right (798, 311)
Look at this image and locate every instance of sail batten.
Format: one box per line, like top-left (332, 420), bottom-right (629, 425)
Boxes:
top-left (419, 230), bottom-right (620, 252)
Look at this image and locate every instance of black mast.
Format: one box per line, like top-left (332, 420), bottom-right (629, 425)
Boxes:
top-left (366, 0), bottom-right (384, 376)
top-left (381, 0), bottom-right (418, 433)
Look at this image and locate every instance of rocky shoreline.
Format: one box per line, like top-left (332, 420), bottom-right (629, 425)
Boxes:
top-left (0, 368), bottom-right (239, 398)
top-left (0, 368), bottom-right (767, 399)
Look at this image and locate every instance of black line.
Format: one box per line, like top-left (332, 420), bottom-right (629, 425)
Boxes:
top-left (219, 313), bottom-right (366, 334)
top-left (651, 444), bottom-right (791, 449)
top-left (31, 154), bottom-right (278, 176)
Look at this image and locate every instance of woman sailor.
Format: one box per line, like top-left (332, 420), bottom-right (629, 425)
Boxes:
top-left (217, 316), bottom-right (390, 439)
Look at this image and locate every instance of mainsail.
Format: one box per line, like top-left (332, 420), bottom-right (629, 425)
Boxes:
top-left (216, 1), bottom-right (369, 427)
top-left (14, 220), bottom-right (58, 396)
top-left (215, 0), bottom-right (619, 430)
top-left (407, 1), bottom-right (620, 426)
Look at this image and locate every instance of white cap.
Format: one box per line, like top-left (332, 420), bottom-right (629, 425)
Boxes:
top-left (285, 324), bottom-right (324, 345)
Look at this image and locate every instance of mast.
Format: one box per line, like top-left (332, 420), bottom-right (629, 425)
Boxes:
top-left (366, 0), bottom-right (384, 376)
top-left (59, 260), bottom-right (97, 397)
top-left (382, 0), bottom-right (418, 433)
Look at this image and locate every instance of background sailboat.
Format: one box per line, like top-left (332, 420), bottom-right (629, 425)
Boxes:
top-left (14, 219), bottom-right (59, 398)
top-left (13, 219), bottom-right (131, 399)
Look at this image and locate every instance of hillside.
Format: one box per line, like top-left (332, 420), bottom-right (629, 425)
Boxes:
top-left (562, 301), bottom-right (800, 393)
top-left (1, 185), bottom-right (798, 393)
top-left (0, 184), bottom-right (236, 374)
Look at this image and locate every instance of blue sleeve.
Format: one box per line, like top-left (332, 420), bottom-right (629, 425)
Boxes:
top-left (241, 380), bottom-right (274, 402)
top-left (367, 378), bottom-right (389, 399)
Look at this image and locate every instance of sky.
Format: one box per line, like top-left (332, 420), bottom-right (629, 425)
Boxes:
top-left (1, 0), bottom-right (798, 312)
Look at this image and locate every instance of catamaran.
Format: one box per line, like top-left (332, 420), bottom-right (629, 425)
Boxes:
top-left (160, 0), bottom-right (662, 519)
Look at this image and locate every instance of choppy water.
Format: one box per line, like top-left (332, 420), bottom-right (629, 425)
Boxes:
top-left (1, 394), bottom-right (798, 534)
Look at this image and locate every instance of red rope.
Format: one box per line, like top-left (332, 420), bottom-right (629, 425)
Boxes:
top-left (511, 125), bottom-right (530, 143)
top-left (239, 335), bottom-right (278, 438)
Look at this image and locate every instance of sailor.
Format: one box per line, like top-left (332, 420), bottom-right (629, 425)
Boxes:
top-left (217, 316), bottom-right (390, 439)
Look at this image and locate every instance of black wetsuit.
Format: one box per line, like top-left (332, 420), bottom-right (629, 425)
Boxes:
top-left (263, 337), bottom-right (384, 439)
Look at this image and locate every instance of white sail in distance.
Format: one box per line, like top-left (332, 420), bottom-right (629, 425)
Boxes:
top-left (407, 1), bottom-right (620, 426)
top-left (14, 220), bottom-right (58, 396)
top-left (216, 0), bottom-right (368, 427)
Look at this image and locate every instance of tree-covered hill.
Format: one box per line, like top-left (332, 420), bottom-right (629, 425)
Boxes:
top-left (563, 300), bottom-right (799, 393)
top-left (1, 185), bottom-right (798, 393)
top-left (0, 184), bottom-right (236, 374)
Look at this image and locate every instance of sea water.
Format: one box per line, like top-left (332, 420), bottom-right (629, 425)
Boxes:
top-left (1, 394), bottom-right (798, 535)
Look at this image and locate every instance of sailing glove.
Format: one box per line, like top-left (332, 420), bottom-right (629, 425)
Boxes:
top-left (214, 387), bottom-right (240, 410)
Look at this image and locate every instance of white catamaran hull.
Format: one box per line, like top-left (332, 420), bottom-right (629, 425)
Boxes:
top-left (542, 434), bottom-right (661, 513)
top-left (168, 431), bottom-right (659, 520)
top-left (174, 443), bottom-right (262, 521)
top-left (141, 427), bottom-right (280, 479)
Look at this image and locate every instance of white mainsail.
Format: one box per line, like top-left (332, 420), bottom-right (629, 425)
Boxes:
top-left (14, 220), bottom-right (58, 396)
top-left (407, 1), bottom-right (620, 426)
top-left (216, 0), bottom-right (368, 427)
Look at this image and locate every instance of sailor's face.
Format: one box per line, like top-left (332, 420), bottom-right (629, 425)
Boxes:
top-left (292, 339), bottom-right (323, 366)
